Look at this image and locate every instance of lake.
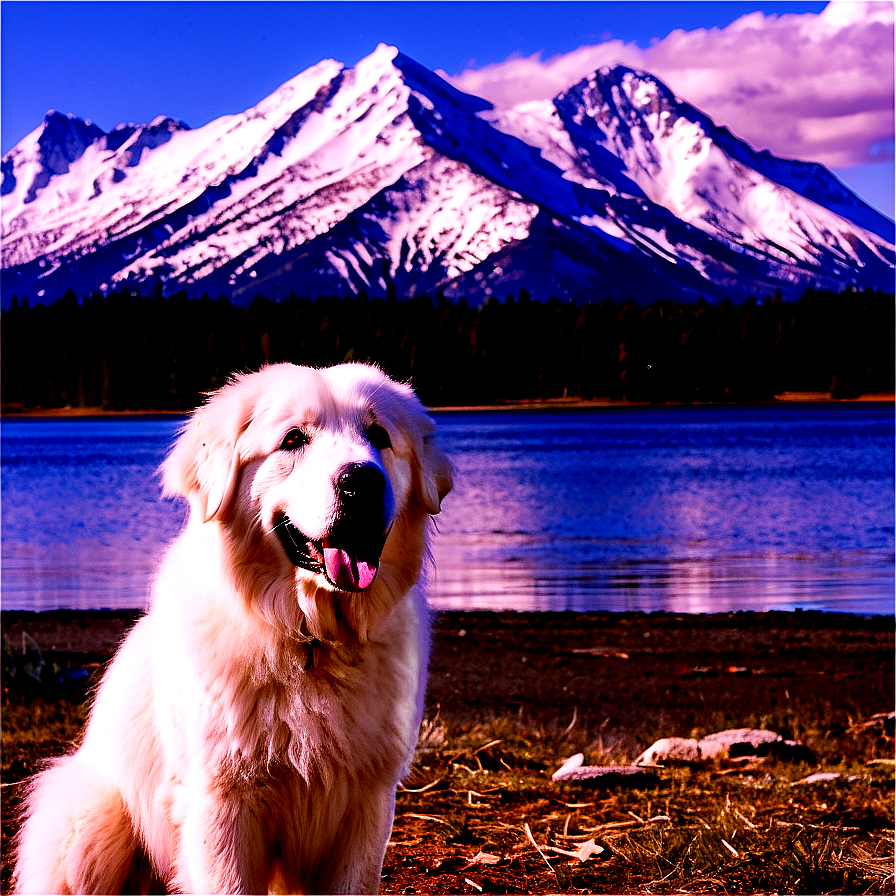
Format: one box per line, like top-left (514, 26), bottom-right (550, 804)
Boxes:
top-left (1, 403), bottom-right (893, 615)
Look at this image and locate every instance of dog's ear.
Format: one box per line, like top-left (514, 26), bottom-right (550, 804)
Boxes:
top-left (162, 409), bottom-right (242, 523)
top-left (419, 436), bottom-right (453, 515)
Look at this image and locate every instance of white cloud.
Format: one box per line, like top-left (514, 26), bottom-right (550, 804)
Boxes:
top-left (442, 1), bottom-right (894, 168)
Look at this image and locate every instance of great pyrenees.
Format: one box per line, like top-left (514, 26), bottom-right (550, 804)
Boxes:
top-left (14, 363), bottom-right (452, 895)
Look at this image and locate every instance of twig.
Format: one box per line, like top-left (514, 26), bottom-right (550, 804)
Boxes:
top-left (721, 839), bottom-right (739, 857)
top-left (524, 822), bottom-right (554, 873)
top-left (398, 777), bottom-right (444, 794)
top-left (473, 739), bottom-right (503, 755)
top-left (774, 820), bottom-right (862, 833)
top-left (401, 812), bottom-right (453, 826)
top-left (545, 840), bottom-right (605, 862)
top-left (581, 814), bottom-right (671, 833)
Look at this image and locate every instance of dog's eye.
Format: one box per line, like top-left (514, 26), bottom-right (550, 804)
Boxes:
top-left (279, 429), bottom-right (309, 451)
top-left (367, 424), bottom-right (392, 451)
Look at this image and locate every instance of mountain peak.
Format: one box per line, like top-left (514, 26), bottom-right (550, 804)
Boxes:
top-left (37, 110), bottom-right (105, 162)
top-left (560, 64), bottom-right (693, 137)
top-left (101, 117), bottom-right (189, 169)
top-left (372, 42), bottom-right (400, 62)
top-left (554, 62), bottom-right (894, 245)
top-left (1, 110), bottom-right (106, 205)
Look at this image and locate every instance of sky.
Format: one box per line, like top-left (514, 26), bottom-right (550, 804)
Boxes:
top-left (1, 1), bottom-right (893, 218)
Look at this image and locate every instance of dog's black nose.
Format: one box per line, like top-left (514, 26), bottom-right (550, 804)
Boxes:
top-left (336, 463), bottom-right (386, 502)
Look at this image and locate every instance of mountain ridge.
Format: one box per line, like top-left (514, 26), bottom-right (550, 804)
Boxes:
top-left (2, 44), bottom-right (893, 307)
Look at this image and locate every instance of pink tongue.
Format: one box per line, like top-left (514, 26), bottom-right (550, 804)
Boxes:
top-left (323, 547), bottom-right (378, 592)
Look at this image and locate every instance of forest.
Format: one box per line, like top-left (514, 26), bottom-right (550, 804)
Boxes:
top-left (1, 286), bottom-right (893, 411)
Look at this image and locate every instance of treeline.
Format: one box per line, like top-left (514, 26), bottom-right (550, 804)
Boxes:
top-left (1, 287), bottom-right (893, 411)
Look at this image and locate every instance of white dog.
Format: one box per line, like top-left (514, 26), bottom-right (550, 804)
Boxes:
top-left (14, 363), bottom-right (452, 895)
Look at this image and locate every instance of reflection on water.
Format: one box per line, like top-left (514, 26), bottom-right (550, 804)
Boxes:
top-left (2, 404), bottom-right (893, 615)
top-left (1, 418), bottom-right (187, 611)
top-left (430, 404), bottom-right (894, 615)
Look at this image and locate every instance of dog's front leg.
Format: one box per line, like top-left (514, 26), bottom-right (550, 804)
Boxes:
top-left (174, 785), bottom-right (268, 895)
top-left (315, 785), bottom-right (397, 895)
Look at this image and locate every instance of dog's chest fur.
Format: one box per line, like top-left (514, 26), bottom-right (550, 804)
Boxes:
top-left (151, 571), bottom-right (425, 794)
top-left (223, 633), bottom-right (419, 787)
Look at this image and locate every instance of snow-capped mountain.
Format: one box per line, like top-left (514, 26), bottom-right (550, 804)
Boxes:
top-left (2, 44), bottom-right (893, 307)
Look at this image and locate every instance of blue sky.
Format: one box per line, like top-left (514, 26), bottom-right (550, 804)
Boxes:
top-left (1, 1), bottom-right (893, 217)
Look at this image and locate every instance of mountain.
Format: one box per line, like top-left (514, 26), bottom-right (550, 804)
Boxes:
top-left (2, 44), bottom-right (893, 307)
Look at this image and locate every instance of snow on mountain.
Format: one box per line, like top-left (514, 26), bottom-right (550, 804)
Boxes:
top-left (491, 66), bottom-right (894, 278)
top-left (2, 45), bottom-right (893, 306)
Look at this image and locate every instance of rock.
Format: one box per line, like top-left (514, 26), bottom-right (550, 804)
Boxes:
top-left (552, 764), bottom-right (661, 789)
top-left (699, 728), bottom-right (782, 751)
top-left (792, 771), bottom-right (863, 785)
top-left (634, 736), bottom-right (703, 765)
top-left (635, 728), bottom-right (816, 766)
top-left (552, 753), bottom-right (585, 780)
top-left (850, 711), bottom-right (895, 737)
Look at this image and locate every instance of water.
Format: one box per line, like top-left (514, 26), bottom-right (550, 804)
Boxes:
top-left (2, 404), bottom-right (893, 615)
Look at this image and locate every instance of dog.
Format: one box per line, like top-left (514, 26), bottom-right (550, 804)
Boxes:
top-left (13, 362), bottom-right (452, 895)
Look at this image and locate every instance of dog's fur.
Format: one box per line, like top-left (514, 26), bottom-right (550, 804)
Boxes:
top-left (13, 363), bottom-right (452, 895)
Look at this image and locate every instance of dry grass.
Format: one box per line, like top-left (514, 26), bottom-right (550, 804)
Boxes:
top-left (383, 715), bottom-right (894, 894)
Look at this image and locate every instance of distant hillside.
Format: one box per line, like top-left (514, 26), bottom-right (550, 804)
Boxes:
top-left (1, 288), bottom-right (892, 411)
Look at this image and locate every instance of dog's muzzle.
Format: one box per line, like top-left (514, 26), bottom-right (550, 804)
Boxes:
top-left (274, 462), bottom-right (394, 593)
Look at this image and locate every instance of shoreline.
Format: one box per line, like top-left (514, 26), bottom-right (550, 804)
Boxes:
top-left (3, 605), bottom-right (892, 659)
top-left (2, 391), bottom-right (894, 418)
top-left (3, 607), bottom-right (892, 747)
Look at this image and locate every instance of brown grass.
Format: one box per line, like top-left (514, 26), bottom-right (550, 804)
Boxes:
top-left (383, 714), bottom-right (893, 894)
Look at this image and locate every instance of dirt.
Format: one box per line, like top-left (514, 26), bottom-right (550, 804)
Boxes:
top-left (5, 608), bottom-right (892, 739)
top-left (2, 611), bottom-right (894, 751)
top-left (425, 610), bottom-right (894, 740)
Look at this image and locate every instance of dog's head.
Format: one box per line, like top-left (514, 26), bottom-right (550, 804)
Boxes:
top-left (161, 363), bottom-right (452, 641)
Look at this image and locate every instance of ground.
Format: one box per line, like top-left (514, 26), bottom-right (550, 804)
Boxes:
top-left (2, 609), bottom-right (894, 894)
